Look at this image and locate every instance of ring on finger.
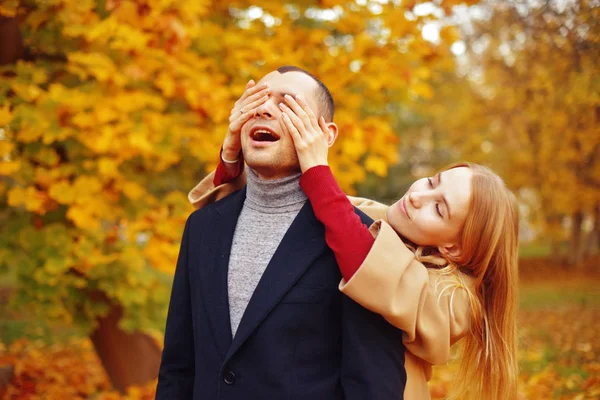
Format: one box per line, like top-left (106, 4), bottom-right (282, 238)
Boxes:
top-left (240, 108), bottom-right (245, 114)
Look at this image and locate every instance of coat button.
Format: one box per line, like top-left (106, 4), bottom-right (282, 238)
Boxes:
top-left (223, 370), bottom-right (236, 385)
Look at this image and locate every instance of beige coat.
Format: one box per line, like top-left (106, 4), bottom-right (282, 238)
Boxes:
top-left (188, 171), bottom-right (474, 400)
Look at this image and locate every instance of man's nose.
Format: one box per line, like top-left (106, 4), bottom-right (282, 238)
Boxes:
top-left (255, 97), bottom-right (278, 119)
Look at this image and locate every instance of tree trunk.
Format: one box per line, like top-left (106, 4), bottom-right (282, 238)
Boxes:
top-left (597, 204), bottom-right (600, 252)
top-left (89, 301), bottom-right (162, 393)
top-left (546, 214), bottom-right (563, 260)
top-left (567, 210), bottom-right (584, 266)
top-left (588, 202), bottom-right (600, 256)
top-left (0, 17), bottom-right (25, 65)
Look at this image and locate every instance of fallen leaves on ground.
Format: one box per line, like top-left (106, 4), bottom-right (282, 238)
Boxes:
top-left (0, 339), bottom-right (156, 399)
top-left (429, 307), bottom-right (600, 399)
top-left (1, 281), bottom-right (598, 399)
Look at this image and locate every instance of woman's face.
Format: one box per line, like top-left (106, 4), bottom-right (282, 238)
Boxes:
top-left (386, 167), bottom-right (473, 251)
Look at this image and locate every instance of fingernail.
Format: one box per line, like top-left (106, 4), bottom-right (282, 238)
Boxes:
top-left (262, 83), bottom-right (268, 87)
top-left (284, 94), bottom-right (292, 100)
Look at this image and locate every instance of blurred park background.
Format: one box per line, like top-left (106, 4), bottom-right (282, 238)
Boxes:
top-left (0, 0), bottom-right (598, 398)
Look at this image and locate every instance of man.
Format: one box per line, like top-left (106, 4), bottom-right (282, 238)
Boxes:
top-left (156, 66), bottom-right (406, 400)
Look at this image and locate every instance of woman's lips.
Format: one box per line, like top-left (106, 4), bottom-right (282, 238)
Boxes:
top-left (400, 196), bottom-right (410, 219)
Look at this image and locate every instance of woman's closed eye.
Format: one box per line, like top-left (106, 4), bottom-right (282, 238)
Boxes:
top-left (427, 178), bottom-right (443, 218)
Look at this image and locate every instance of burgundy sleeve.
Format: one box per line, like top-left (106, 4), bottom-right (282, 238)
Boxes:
top-left (300, 165), bottom-right (375, 281)
top-left (213, 148), bottom-right (245, 186)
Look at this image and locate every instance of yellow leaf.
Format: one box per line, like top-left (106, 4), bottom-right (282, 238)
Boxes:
top-left (156, 72), bottom-right (176, 97)
top-left (411, 82), bottom-right (434, 99)
top-left (0, 160), bottom-right (20, 175)
top-left (364, 155), bottom-right (388, 177)
top-left (122, 181), bottom-right (146, 200)
top-left (72, 112), bottom-right (95, 128)
top-left (0, 106), bottom-right (13, 126)
top-left (49, 181), bottom-right (76, 204)
top-left (94, 106), bottom-right (119, 123)
top-left (7, 186), bottom-right (26, 206)
top-left (11, 83), bottom-right (43, 102)
top-left (67, 205), bottom-right (100, 231)
top-left (73, 176), bottom-right (103, 197)
top-left (98, 158), bottom-right (119, 177)
top-left (67, 52), bottom-right (118, 82)
top-left (8, 186), bottom-right (45, 212)
top-left (0, 2), bottom-right (17, 17)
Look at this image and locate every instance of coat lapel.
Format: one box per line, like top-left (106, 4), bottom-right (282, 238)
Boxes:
top-left (225, 201), bottom-right (326, 362)
top-left (197, 187), bottom-right (247, 360)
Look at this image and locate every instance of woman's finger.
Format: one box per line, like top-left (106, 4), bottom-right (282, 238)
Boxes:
top-left (242, 93), bottom-right (269, 113)
top-left (238, 81), bottom-right (267, 103)
top-left (283, 95), bottom-right (312, 133)
top-left (240, 86), bottom-right (269, 107)
top-left (318, 116), bottom-right (330, 142)
top-left (230, 105), bottom-right (259, 131)
top-left (295, 95), bottom-right (321, 134)
top-left (237, 80), bottom-right (255, 102)
top-left (279, 103), bottom-right (307, 137)
top-left (281, 112), bottom-right (304, 148)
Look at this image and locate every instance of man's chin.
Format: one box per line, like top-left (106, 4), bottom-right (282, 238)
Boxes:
top-left (245, 157), bottom-right (300, 179)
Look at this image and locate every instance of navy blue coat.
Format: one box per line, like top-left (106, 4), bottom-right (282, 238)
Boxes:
top-left (156, 187), bottom-right (406, 400)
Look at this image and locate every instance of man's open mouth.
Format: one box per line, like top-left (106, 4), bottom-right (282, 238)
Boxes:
top-left (250, 127), bottom-right (280, 142)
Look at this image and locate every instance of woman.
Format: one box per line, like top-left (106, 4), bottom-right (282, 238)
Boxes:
top-left (188, 82), bottom-right (519, 400)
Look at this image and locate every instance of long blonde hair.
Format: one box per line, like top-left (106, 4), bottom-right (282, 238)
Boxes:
top-left (410, 162), bottom-right (519, 400)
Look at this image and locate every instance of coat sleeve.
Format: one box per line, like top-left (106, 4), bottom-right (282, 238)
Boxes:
top-left (347, 196), bottom-right (390, 222)
top-left (188, 169), bottom-right (247, 210)
top-left (155, 217), bottom-right (195, 399)
top-left (339, 220), bottom-right (473, 365)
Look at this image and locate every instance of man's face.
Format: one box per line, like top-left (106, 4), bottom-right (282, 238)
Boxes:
top-left (240, 71), bottom-right (322, 179)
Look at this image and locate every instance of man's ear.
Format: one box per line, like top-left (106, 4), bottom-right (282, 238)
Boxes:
top-left (325, 122), bottom-right (338, 147)
top-left (438, 243), bottom-right (462, 260)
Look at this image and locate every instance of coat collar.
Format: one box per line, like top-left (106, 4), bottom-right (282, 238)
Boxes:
top-left (197, 187), bottom-right (247, 359)
top-left (197, 187), bottom-right (326, 362)
top-left (225, 200), bottom-right (325, 362)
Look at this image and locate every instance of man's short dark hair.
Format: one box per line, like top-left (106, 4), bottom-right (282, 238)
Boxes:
top-left (276, 65), bottom-right (335, 122)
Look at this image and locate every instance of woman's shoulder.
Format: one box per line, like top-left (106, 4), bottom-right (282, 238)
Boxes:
top-left (347, 196), bottom-right (389, 222)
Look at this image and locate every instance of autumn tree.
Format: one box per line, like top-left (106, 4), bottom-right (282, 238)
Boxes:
top-left (408, 0), bottom-right (600, 263)
top-left (0, 0), bottom-right (475, 389)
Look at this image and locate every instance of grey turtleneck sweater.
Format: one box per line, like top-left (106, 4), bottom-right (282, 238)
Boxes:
top-left (228, 168), bottom-right (307, 336)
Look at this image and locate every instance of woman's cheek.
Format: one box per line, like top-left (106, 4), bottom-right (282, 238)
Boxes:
top-left (418, 217), bottom-right (439, 240)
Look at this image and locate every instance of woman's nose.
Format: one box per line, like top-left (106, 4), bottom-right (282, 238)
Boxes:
top-left (409, 191), bottom-right (433, 208)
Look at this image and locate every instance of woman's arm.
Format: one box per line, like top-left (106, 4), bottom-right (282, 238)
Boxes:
top-left (188, 150), bottom-right (247, 210)
top-left (300, 166), bottom-right (376, 281)
top-left (339, 219), bottom-right (473, 365)
top-left (300, 165), bottom-right (472, 365)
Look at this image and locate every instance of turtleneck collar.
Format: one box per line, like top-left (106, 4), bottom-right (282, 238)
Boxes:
top-left (245, 168), bottom-right (307, 214)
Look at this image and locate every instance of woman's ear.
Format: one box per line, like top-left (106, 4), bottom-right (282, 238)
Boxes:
top-left (438, 243), bottom-right (462, 260)
top-left (324, 121), bottom-right (338, 147)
